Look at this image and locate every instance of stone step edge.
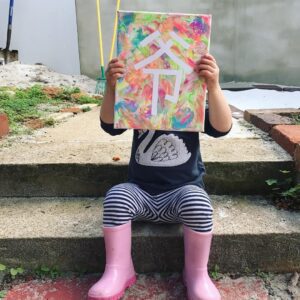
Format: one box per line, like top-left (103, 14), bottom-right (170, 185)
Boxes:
top-left (0, 160), bottom-right (295, 196)
top-left (0, 196), bottom-right (299, 274)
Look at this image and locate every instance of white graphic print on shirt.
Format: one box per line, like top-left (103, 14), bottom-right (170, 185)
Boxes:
top-left (135, 130), bottom-right (191, 167)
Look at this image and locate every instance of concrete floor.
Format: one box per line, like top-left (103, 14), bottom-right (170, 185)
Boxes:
top-left (224, 89), bottom-right (300, 111)
top-left (3, 272), bottom-right (299, 300)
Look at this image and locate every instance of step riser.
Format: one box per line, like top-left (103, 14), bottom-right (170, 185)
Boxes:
top-left (0, 233), bottom-right (299, 273)
top-left (0, 161), bottom-right (295, 196)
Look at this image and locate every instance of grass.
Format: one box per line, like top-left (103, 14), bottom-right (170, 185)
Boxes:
top-left (290, 113), bottom-right (300, 125)
top-left (0, 85), bottom-right (100, 134)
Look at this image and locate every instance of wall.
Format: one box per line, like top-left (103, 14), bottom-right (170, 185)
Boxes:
top-left (0, 0), bottom-right (9, 48)
top-left (75, 0), bottom-right (300, 86)
top-left (9, 0), bottom-right (80, 75)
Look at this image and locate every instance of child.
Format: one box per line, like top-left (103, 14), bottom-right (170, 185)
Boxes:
top-left (88, 53), bottom-right (232, 300)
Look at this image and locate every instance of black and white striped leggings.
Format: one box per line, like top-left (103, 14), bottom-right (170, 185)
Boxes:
top-left (103, 183), bottom-right (213, 232)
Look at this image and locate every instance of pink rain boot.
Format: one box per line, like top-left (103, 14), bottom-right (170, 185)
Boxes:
top-left (183, 225), bottom-right (221, 300)
top-left (88, 221), bottom-right (136, 300)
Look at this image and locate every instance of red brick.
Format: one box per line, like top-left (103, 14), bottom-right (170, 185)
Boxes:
top-left (244, 111), bottom-right (293, 133)
top-left (271, 125), bottom-right (300, 156)
top-left (246, 108), bottom-right (299, 116)
top-left (0, 113), bottom-right (9, 138)
top-left (60, 107), bottom-right (82, 114)
top-left (252, 113), bottom-right (292, 133)
top-left (4, 274), bottom-right (269, 300)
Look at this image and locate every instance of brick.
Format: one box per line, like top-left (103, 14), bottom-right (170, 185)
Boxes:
top-left (60, 107), bottom-right (82, 114)
top-left (243, 110), bottom-right (252, 123)
top-left (0, 113), bottom-right (9, 138)
top-left (246, 108), bottom-right (299, 116)
top-left (42, 86), bottom-right (63, 98)
top-left (295, 143), bottom-right (300, 172)
top-left (251, 113), bottom-right (292, 133)
top-left (271, 125), bottom-right (300, 156)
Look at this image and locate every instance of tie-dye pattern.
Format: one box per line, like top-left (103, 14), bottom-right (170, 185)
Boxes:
top-left (115, 11), bottom-right (211, 132)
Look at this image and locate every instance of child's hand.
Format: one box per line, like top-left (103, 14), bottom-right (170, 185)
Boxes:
top-left (105, 58), bottom-right (126, 90)
top-left (194, 54), bottom-right (220, 91)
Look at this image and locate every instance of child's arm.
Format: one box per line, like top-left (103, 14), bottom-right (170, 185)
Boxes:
top-left (195, 54), bottom-right (232, 133)
top-left (100, 58), bottom-right (125, 124)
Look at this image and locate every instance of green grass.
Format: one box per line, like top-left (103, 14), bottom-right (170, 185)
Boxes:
top-left (0, 85), bottom-right (100, 134)
top-left (290, 113), bottom-right (300, 125)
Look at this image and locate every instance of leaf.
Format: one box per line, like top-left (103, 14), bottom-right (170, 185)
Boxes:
top-left (0, 264), bottom-right (6, 271)
top-left (16, 267), bottom-right (24, 274)
top-left (279, 170), bottom-right (291, 174)
top-left (41, 266), bottom-right (50, 272)
top-left (266, 179), bottom-right (277, 186)
top-left (0, 290), bottom-right (8, 299)
top-left (10, 268), bottom-right (18, 276)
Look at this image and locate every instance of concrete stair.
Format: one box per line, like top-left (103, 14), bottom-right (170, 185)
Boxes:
top-left (0, 109), bottom-right (299, 275)
top-left (0, 195), bottom-right (299, 273)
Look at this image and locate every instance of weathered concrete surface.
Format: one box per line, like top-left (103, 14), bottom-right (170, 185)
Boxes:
top-left (0, 196), bottom-right (299, 273)
top-left (75, 0), bottom-right (300, 86)
top-left (0, 109), bottom-right (294, 196)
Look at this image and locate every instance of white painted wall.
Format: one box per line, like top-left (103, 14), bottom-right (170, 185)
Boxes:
top-left (76, 0), bottom-right (300, 86)
top-left (10, 0), bottom-right (80, 75)
top-left (0, 0), bottom-right (9, 48)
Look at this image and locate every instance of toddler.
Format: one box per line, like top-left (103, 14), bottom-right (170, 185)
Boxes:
top-left (88, 53), bottom-right (232, 300)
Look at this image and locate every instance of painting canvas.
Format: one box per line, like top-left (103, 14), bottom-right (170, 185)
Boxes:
top-left (115, 10), bottom-right (212, 131)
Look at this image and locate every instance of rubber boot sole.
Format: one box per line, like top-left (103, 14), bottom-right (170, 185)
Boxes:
top-left (87, 275), bottom-right (137, 300)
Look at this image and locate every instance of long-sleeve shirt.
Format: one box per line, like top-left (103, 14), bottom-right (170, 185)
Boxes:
top-left (101, 109), bottom-right (231, 195)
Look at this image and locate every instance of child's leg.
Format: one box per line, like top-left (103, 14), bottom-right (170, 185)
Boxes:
top-left (167, 185), bottom-right (221, 300)
top-left (88, 221), bottom-right (136, 300)
top-left (88, 183), bottom-right (148, 300)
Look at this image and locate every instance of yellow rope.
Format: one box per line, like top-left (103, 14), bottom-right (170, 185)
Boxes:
top-left (96, 0), bottom-right (104, 66)
top-left (109, 0), bottom-right (121, 61)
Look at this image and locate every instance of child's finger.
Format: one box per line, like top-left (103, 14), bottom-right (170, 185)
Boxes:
top-left (198, 58), bottom-right (216, 68)
top-left (108, 62), bottom-right (125, 69)
top-left (195, 57), bottom-right (216, 67)
top-left (198, 70), bottom-right (213, 78)
top-left (108, 68), bottom-right (126, 75)
top-left (195, 64), bottom-right (215, 73)
top-left (203, 54), bottom-right (216, 62)
top-left (109, 58), bottom-right (119, 64)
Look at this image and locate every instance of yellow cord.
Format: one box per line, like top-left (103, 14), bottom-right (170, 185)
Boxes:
top-left (96, 0), bottom-right (104, 66)
top-left (109, 0), bottom-right (121, 61)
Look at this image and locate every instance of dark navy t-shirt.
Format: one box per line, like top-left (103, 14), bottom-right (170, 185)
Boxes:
top-left (101, 109), bottom-right (230, 195)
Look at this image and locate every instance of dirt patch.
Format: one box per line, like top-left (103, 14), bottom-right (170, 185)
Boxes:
top-left (0, 62), bottom-right (97, 94)
top-left (24, 119), bottom-right (46, 130)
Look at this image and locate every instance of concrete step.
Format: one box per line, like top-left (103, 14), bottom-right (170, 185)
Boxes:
top-left (0, 195), bottom-right (299, 274)
top-left (0, 159), bottom-right (295, 197)
top-left (0, 108), bottom-right (295, 196)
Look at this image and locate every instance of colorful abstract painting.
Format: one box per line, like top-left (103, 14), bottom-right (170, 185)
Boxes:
top-left (115, 11), bottom-right (212, 131)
